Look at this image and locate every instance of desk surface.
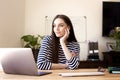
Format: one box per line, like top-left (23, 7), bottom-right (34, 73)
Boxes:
top-left (0, 69), bottom-right (120, 80)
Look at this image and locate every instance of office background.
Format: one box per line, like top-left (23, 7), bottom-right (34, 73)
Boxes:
top-left (0, 0), bottom-right (118, 61)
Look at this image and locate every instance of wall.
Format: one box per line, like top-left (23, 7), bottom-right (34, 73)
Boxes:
top-left (0, 0), bottom-right (119, 61)
top-left (0, 0), bottom-right (25, 47)
top-left (25, 0), bottom-right (115, 60)
top-left (0, 0), bottom-right (25, 70)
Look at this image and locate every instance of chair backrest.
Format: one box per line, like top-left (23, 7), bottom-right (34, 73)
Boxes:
top-left (88, 42), bottom-right (98, 54)
top-left (87, 41), bottom-right (99, 61)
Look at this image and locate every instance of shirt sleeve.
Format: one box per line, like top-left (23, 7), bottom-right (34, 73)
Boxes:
top-left (37, 36), bottom-right (52, 70)
top-left (67, 42), bottom-right (80, 69)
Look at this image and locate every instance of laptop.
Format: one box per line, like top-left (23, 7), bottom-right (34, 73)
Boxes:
top-left (0, 48), bottom-right (51, 76)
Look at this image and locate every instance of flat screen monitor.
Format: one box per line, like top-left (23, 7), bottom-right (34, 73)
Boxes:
top-left (102, 1), bottom-right (120, 37)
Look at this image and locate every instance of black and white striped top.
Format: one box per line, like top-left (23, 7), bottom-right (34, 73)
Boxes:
top-left (37, 35), bottom-right (80, 70)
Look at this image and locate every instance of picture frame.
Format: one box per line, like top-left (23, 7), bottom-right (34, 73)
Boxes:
top-left (106, 42), bottom-right (115, 51)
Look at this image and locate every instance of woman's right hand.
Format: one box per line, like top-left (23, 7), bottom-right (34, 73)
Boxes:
top-left (60, 28), bottom-right (69, 43)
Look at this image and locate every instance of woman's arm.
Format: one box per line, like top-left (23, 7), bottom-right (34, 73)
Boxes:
top-left (60, 42), bottom-right (80, 69)
top-left (60, 28), bottom-right (79, 60)
top-left (37, 36), bottom-right (52, 70)
top-left (50, 63), bottom-right (67, 69)
top-left (60, 42), bottom-right (73, 60)
top-left (60, 28), bottom-right (74, 60)
top-left (60, 28), bottom-right (80, 69)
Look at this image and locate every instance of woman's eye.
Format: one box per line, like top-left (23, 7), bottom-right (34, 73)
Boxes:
top-left (59, 24), bottom-right (64, 27)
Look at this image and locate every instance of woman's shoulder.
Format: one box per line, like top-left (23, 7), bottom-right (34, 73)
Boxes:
top-left (43, 35), bottom-right (52, 41)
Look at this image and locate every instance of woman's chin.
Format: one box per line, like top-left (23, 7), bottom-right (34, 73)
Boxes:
top-left (55, 35), bottom-right (63, 38)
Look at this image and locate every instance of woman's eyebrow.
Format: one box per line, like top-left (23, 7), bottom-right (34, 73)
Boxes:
top-left (54, 23), bottom-right (64, 25)
top-left (59, 23), bottom-right (65, 25)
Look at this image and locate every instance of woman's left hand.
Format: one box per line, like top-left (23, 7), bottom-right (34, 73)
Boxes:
top-left (71, 52), bottom-right (78, 57)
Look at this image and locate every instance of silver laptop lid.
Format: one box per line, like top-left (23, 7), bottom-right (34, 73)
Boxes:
top-left (0, 48), bottom-right (38, 76)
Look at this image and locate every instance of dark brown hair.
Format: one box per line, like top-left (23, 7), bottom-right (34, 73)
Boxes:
top-left (51, 14), bottom-right (77, 63)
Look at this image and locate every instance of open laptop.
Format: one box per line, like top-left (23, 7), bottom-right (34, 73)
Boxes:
top-left (0, 48), bottom-right (51, 76)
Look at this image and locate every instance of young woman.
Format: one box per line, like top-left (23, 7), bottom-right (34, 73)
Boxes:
top-left (37, 14), bottom-right (80, 70)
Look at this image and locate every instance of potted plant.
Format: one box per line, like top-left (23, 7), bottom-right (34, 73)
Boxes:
top-left (109, 27), bottom-right (120, 51)
top-left (21, 34), bottom-right (44, 62)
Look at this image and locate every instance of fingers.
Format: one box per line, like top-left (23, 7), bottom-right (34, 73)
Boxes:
top-left (60, 28), bottom-right (70, 43)
top-left (65, 28), bottom-right (69, 38)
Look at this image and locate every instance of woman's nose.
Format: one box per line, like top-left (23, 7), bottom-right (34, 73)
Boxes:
top-left (55, 26), bottom-right (59, 31)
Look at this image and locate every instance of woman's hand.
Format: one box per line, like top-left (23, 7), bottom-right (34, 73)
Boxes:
top-left (60, 28), bottom-right (70, 43)
top-left (71, 52), bottom-right (78, 57)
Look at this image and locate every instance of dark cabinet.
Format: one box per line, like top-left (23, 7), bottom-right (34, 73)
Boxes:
top-left (78, 60), bottom-right (104, 68)
top-left (102, 51), bottom-right (120, 67)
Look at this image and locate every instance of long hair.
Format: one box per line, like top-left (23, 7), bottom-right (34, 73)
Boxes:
top-left (51, 14), bottom-right (77, 63)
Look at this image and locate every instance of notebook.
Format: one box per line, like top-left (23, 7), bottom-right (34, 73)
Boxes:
top-left (108, 67), bottom-right (120, 74)
top-left (0, 48), bottom-right (51, 76)
top-left (59, 72), bottom-right (105, 77)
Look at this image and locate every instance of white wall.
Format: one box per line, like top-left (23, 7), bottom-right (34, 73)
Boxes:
top-left (0, 0), bottom-right (119, 61)
top-left (0, 0), bottom-right (25, 47)
top-left (25, 0), bottom-right (116, 60)
top-left (0, 0), bottom-right (25, 70)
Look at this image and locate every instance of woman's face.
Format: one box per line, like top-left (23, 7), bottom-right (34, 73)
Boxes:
top-left (53, 18), bottom-right (69, 38)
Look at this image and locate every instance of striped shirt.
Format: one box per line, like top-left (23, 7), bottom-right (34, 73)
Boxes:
top-left (37, 35), bottom-right (80, 70)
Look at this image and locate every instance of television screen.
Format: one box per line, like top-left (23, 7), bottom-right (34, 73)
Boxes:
top-left (102, 2), bottom-right (120, 37)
